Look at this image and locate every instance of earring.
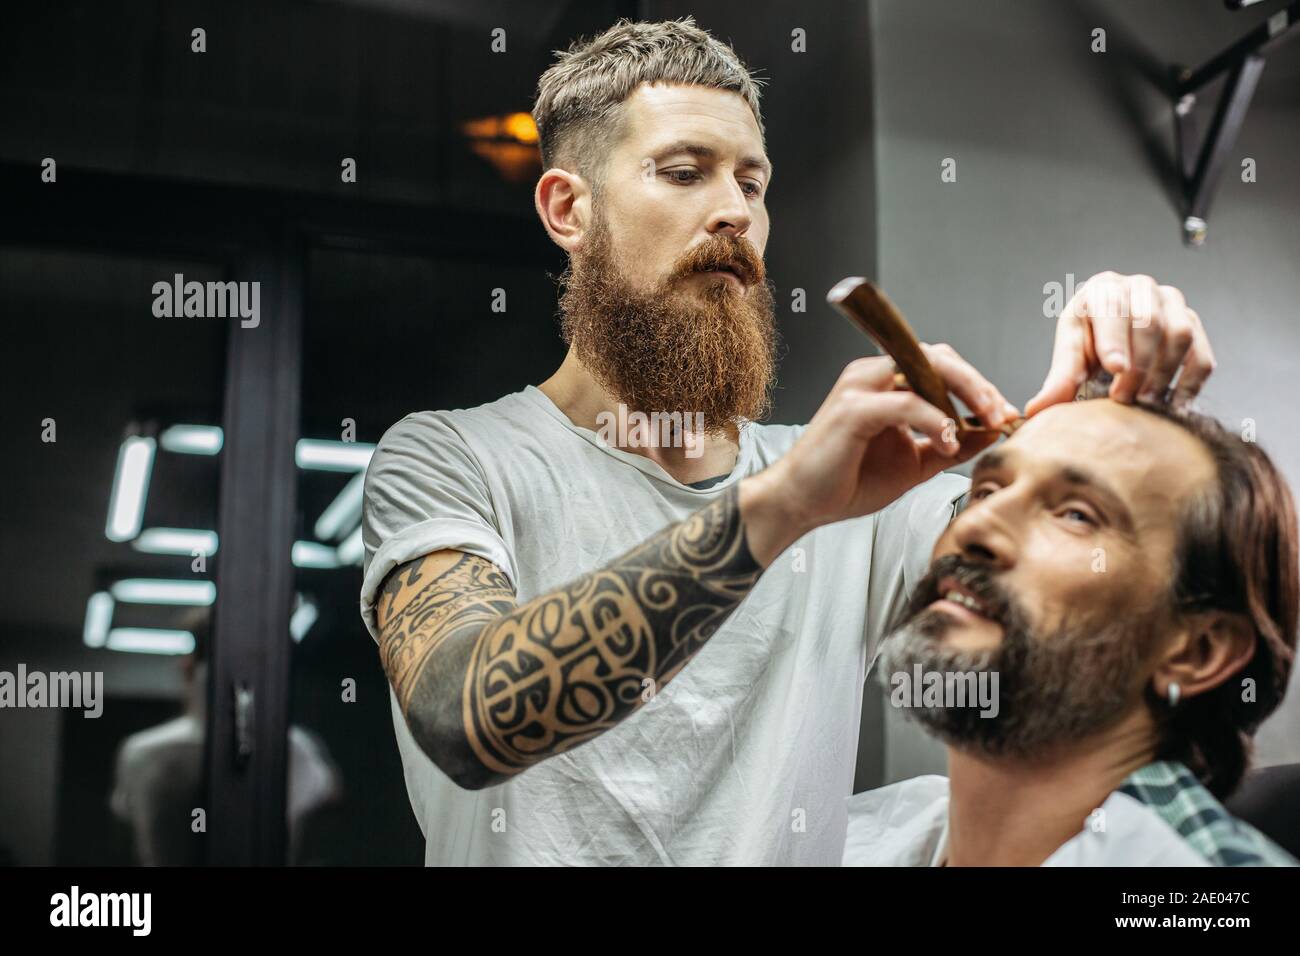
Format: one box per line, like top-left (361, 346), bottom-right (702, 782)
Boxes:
top-left (1167, 682), bottom-right (1181, 707)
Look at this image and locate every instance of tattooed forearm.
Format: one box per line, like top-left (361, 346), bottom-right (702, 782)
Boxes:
top-left (376, 482), bottom-right (764, 789)
top-left (461, 481), bottom-right (762, 779)
top-left (378, 557), bottom-right (514, 706)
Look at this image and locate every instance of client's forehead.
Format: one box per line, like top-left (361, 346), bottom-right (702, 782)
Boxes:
top-left (982, 400), bottom-right (1216, 526)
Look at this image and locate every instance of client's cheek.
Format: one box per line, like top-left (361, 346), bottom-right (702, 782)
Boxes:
top-left (1003, 562), bottom-right (1056, 617)
top-left (1034, 573), bottom-right (1134, 635)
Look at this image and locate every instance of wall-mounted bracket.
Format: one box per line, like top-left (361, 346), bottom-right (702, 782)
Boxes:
top-left (1172, 2), bottom-right (1299, 245)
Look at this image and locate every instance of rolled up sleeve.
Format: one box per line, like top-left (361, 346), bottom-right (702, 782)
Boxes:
top-left (359, 412), bottom-right (516, 644)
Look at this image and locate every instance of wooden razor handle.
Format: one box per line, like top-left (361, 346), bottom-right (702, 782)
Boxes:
top-left (826, 277), bottom-right (1023, 437)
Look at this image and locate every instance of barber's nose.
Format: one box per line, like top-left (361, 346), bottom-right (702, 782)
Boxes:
top-left (707, 181), bottom-right (752, 237)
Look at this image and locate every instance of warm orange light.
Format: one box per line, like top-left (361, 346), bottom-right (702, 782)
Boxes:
top-left (502, 112), bottom-right (539, 144)
top-left (459, 116), bottom-right (498, 139)
top-left (459, 112), bottom-right (538, 145)
top-left (460, 111), bottom-right (541, 183)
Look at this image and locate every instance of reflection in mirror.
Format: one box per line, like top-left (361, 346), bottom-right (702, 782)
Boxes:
top-left (0, 248), bottom-right (226, 865)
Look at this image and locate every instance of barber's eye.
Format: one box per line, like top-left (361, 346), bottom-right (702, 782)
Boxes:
top-left (663, 169), bottom-right (702, 184)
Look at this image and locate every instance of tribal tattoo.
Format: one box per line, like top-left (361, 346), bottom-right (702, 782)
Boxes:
top-left (375, 482), bottom-right (764, 788)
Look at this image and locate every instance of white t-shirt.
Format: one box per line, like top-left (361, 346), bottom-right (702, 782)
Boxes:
top-left (111, 716), bottom-right (341, 865)
top-left (359, 384), bottom-right (968, 865)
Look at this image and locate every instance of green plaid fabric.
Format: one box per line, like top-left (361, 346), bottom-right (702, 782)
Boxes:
top-left (1118, 760), bottom-right (1297, 867)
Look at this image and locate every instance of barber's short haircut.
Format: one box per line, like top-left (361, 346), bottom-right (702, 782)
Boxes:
top-left (1136, 402), bottom-right (1298, 797)
top-left (531, 16), bottom-right (766, 202)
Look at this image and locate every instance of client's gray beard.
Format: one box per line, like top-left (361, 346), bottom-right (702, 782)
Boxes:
top-left (875, 572), bottom-right (1153, 758)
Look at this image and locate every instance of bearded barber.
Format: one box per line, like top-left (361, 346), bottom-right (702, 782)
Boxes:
top-left (359, 19), bottom-right (1217, 866)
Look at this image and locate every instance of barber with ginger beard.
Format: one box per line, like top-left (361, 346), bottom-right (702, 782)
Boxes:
top-left (359, 23), bottom-right (1217, 867)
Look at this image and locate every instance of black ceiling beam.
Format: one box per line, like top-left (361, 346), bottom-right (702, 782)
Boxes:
top-left (0, 161), bottom-right (557, 265)
top-left (1172, 1), bottom-right (1300, 245)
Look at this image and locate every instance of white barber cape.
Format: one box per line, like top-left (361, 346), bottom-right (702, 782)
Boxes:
top-left (842, 775), bottom-right (1210, 866)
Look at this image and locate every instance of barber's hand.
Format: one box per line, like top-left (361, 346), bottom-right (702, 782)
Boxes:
top-left (740, 346), bottom-right (1017, 566)
top-left (1025, 272), bottom-right (1216, 417)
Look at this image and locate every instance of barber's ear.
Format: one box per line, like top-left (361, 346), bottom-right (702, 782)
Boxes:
top-left (534, 168), bottom-right (591, 253)
top-left (1154, 611), bottom-right (1255, 702)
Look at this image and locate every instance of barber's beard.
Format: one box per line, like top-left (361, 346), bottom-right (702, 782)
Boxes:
top-left (876, 553), bottom-right (1162, 757)
top-left (556, 212), bottom-right (779, 436)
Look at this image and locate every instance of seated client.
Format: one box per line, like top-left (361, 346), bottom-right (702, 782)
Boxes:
top-left (844, 397), bottom-right (1298, 867)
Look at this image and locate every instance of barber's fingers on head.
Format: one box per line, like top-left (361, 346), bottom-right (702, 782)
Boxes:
top-left (1089, 274), bottom-right (1148, 401)
top-left (1032, 272), bottom-right (1216, 414)
top-left (1091, 274), bottom-right (1177, 403)
top-left (919, 342), bottom-right (1019, 428)
top-left (1168, 297), bottom-right (1216, 407)
top-left (1132, 285), bottom-right (1196, 403)
top-left (1101, 278), bottom-right (1215, 405)
top-left (1024, 304), bottom-right (1089, 418)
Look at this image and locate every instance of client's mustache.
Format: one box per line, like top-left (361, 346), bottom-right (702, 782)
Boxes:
top-left (894, 553), bottom-right (1019, 633)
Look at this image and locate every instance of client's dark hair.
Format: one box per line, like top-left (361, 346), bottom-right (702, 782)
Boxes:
top-left (1136, 403), bottom-right (1298, 798)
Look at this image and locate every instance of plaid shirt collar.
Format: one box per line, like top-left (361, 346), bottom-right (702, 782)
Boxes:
top-left (1117, 760), bottom-right (1297, 867)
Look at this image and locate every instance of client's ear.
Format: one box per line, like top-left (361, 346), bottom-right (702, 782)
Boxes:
top-left (1153, 611), bottom-right (1255, 702)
